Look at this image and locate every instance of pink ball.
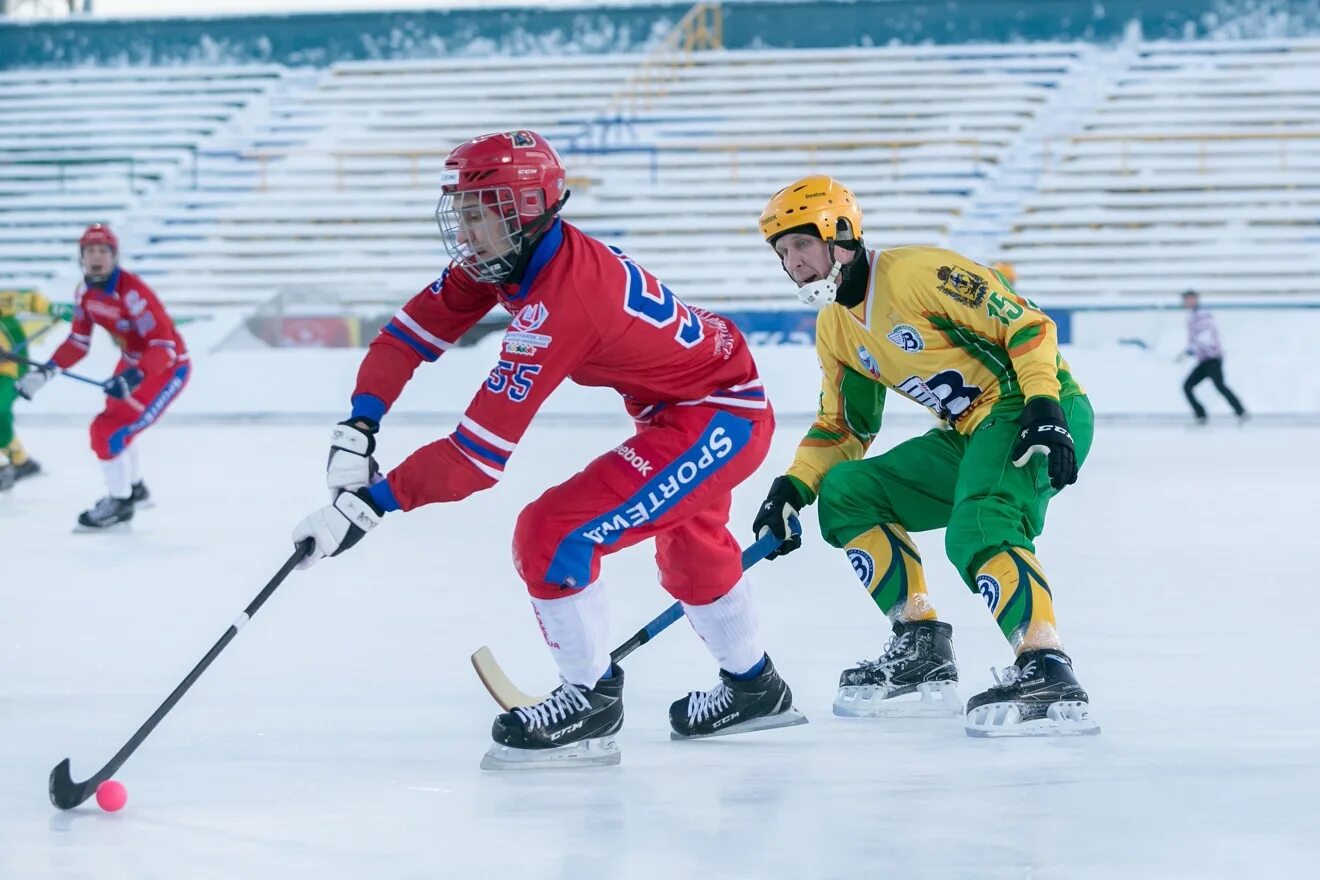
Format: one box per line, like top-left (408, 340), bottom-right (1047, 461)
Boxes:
top-left (95, 780), bottom-right (127, 812)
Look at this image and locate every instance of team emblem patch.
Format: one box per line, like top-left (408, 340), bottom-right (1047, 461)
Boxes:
top-left (856, 345), bottom-right (882, 379)
top-left (976, 574), bottom-right (1001, 612)
top-left (511, 302), bottom-right (549, 333)
top-left (887, 324), bottom-right (924, 352)
top-left (847, 549), bottom-right (875, 587)
top-left (936, 265), bottom-right (989, 307)
top-left (509, 130), bottom-right (537, 148)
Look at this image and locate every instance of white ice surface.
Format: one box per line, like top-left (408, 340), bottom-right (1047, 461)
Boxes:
top-left (2, 417), bottom-right (1319, 880)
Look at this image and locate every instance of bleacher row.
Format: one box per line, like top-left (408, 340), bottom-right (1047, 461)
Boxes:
top-left (3, 37), bottom-right (1319, 309)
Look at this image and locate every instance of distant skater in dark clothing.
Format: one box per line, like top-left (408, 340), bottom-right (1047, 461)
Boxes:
top-left (1180, 290), bottom-right (1246, 424)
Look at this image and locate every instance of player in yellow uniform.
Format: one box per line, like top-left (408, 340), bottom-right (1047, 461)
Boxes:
top-left (0, 289), bottom-right (73, 488)
top-left (751, 177), bottom-right (1098, 736)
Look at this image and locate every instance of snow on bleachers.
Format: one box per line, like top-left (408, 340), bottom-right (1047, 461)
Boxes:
top-left (1001, 39), bottom-right (1320, 298)
top-left (106, 44), bottom-right (1075, 306)
top-left (8, 38), bottom-right (1320, 308)
top-left (0, 65), bottom-right (289, 292)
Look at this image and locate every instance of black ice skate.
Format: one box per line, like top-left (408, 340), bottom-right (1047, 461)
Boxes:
top-left (669, 654), bottom-right (807, 740)
top-left (835, 619), bottom-right (962, 717)
top-left (481, 666), bottom-right (624, 770)
top-left (130, 480), bottom-right (152, 507)
top-left (0, 465), bottom-right (13, 491)
top-left (11, 458), bottom-right (40, 481)
top-left (964, 648), bottom-right (1099, 737)
top-left (75, 496), bottom-right (134, 531)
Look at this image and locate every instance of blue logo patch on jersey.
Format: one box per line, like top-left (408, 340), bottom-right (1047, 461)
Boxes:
top-left (976, 574), bottom-right (1001, 612)
top-left (887, 324), bottom-right (924, 352)
top-left (427, 267), bottom-right (450, 295)
top-left (857, 345), bottom-right (881, 379)
top-left (847, 548), bottom-right (875, 586)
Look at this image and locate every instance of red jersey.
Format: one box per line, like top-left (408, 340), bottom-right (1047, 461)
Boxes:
top-left (50, 268), bottom-right (188, 376)
top-left (352, 219), bottom-right (769, 510)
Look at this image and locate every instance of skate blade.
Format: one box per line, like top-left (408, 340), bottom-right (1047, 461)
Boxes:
top-left (670, 707), bottom-right (809, 741)
top-left (479, 735), bottom-right (621, 771)
top-left (964, 700), bottom-right (1100, 738)
top-left (72, 521), bottom-right (133, 534)
top-left (833, 681), bottom-right (963, 718)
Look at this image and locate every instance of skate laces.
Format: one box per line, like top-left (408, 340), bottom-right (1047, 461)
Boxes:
top-left (90, 496), bottom-right (121, 516)
top-left (990, 660), bottom-right (1037, 688)
top-left (857, 632), bottom-right (911, 672)
top-left (513, 682), bottom-right (592, 731)
top-left (687, 681), bottom-right (735, 724)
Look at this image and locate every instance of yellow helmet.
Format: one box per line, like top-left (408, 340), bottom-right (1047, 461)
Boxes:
top-left (759, 175), bottom-right (863, 247)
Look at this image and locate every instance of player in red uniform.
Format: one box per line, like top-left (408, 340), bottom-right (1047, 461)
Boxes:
top-left (292, 130), bottom-right (806, 767)
top-left (17, 224), bottom-right (189, 529)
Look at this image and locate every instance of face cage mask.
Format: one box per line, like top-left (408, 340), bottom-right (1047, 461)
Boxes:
top-left (436, 187), bottom-right (524, 284)
top-left (80, 248), bottom-right (117, 286)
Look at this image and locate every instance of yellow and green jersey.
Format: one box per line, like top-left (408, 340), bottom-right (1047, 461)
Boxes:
top-left (785, 246), bottom-right (1083, 500)
top-left (1, 289), bottom-right (69, 380)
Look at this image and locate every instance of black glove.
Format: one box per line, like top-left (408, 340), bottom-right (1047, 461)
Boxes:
top-left (752, 475), bottom-right (807, 560)
top-left (102, 367), bottom-right (144, 400)
top-left (1010, 397), bottom-right (1077, 491)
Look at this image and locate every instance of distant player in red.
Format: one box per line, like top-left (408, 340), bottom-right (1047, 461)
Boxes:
top-left (17, 224), bottom-right (189, 529)
top-left (292, 130), bottom-right (805, 767)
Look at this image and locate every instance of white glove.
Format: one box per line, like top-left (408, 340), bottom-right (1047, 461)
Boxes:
top-left (292, 489), bottom-right (383, 569)
top-left (16, 364), bottom-right (53, 400)
top-left (326, 419), bottom-right (380, 495)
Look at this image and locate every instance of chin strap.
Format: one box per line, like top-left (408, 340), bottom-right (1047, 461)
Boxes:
top-left (797, 260), bottom-right (842, 308)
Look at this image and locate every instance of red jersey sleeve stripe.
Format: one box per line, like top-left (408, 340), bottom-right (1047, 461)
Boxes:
top-left (383, 321), bottom-right (443, 361)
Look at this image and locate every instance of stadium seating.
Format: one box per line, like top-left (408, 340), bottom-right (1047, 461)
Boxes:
top-left (3, 38), bottom-right (1319, 309)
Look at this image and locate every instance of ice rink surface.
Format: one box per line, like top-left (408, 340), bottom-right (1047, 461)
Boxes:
top-left (2, 416), bottom-right (1318, 880)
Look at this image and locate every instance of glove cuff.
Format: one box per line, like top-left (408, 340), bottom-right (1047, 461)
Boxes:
top-left (769, 475), bottom-right (809, 509)
top-left (1020, 396), bottom-right (1066, 425)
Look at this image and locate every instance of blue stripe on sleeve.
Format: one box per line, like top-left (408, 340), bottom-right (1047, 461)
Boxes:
top-left (350, 393), bottom-right (387, 424)
top-left (368, 479), bottom-right (401, 513)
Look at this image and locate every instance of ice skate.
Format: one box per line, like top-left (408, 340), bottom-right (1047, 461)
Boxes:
top-left (834, 619), bottom-right (962, 717)
top-left (0, 465), bottom-right (13, 492)
top-left (10, 458), bottom-right (41, 482)
top-left (74, 496), bottom-right (134, 531)
top-left (669, 654), bottom-right (807, 740)
top-left (481, 666), bottom-right (624, 770)
top-left (130, 480), bottom-right (153, 508)
top-left (964, 649), bottom-right (1099, 737)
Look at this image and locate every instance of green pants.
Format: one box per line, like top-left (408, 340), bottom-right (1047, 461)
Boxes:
top-left (0, 376), bottom-right (16, 449)
top-left (817, 395), bottom-right (1094, 588)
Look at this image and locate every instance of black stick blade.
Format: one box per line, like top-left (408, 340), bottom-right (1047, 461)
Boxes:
top-left (49, 759), bottom-right (94, 810)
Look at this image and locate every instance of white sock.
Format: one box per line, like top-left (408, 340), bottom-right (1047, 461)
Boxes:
top-left (126, 443), bottom-right (142, 485)
top-left (100, 455), bottom-right (132, 500)
top-left (529, 580), bottom-right (612, 688)
top-left (682, 578), bottom-right (764, 676)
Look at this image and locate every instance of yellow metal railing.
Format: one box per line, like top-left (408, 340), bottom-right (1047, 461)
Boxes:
top-left (1044, 130), bottom-right (1320, 175)
top-left (605, 1), bottom-right (723, 116)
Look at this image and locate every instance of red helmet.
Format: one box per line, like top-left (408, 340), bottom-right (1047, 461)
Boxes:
top-left (435, 130), bottom-right (568, 283)
top-left (79, 223), bottom-right (119, 253)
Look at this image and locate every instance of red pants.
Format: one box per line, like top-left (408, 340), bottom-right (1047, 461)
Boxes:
top-left (91, 361), bottom-right (190, 460)
top-left (513, 406), bottom-right (773, 605)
